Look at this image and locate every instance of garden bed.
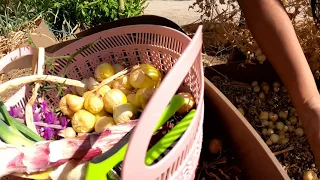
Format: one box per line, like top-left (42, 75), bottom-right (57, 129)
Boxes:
top-left (204, 62), bottom-right (318, 180)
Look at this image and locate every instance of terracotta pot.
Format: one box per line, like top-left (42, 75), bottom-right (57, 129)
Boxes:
top-left (203, 63), bottom-right (290, 179)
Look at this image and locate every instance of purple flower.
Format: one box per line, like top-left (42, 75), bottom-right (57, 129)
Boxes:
top-left (9, 107), bottom-right (16, 117)
top-left (49, 113), bottom-right (60, 125)
top-left (33, 112), bottom-right (41, 122)
top-left (38, 127), bottom-right (44, 137)
top-left (41, 101), bottom-right (47, 113)
top-left (60, 116), bottom-right (67, 129)
top-left (9, 106), bottom-right (24, 118)
top-left (52, 114), bottom-right (59, 124)
top-left (44, 112), bottom-right (55, 124)
top-left (36, 126), bottom-right (41, 134)
top-left (43, 127), bottom-right (54, 140)
top-left (53, 120), bottom-right (60, 125)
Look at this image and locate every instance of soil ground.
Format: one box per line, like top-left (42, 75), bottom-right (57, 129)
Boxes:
top-left (144, 0), bottom-right (201, 26)
top-left (144, 1), bottom-right (227, 66)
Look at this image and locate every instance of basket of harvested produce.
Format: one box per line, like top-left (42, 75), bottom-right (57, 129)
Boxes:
top-left (0, 24), bottom-right (204, 180)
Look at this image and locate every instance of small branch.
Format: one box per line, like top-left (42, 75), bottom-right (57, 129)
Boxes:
top-left (230, 81), bottom-right (251, 87)
top-left (90, 69), bottom-right (128, 93)
top-left (16, 118), bottom-right (63, 129)
top-left (45, 40), bottom-right (98, 78)
top-left (25, 48), bottom-right (43, 135)
top-left (0, 75), bottom-right (85, 94)
top-left (207, 172), bottom-right (221, 180)
top-left (219, 168), bottom-right (230, 180)
top-left (45, 55), bottom-right (73, 61)
top-left (31, 48), bottom-right (39, 75)
top-left (273, 146), bottom-right (294, 156)
top-left (208, 66), bottom-right (229, 80)
top-left (24, 84), bottom-right (40, 134)
top-left (34, 122), bottom-right (63, 129)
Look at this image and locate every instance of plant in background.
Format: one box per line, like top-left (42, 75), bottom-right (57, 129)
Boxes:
top-left (0, 1), bottom-right (39, 37)
top-left (188, 0), bottom-right (320, 76)
top-left (120, 0), bottom-right (147, 18)
top-left (0, 0), bottom-right (40, 58)
top-left (0, 0), bottom-right (146, 40)
top-left (30, 0), bottom-right (146, 39)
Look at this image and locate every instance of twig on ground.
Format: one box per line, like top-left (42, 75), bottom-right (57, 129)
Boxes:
top-left (273, 146), bottom-right (295, 156)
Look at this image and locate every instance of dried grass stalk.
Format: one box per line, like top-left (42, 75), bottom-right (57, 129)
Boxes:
top-left (24, 48), bottom-right (44, 134)
top-left (0, 20), bottom-right (37, 59)
top-left (90, 69), bottom-right (129, 93)
top-left (186, 0), bottom-right (319, 70)
top-left (0, 75), bottom-right (85, 94)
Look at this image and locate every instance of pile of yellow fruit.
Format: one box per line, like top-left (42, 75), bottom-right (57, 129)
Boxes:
top-left (58, 62), bottom-right (163, 136)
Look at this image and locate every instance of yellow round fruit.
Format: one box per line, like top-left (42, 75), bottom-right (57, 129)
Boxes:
top-left (132, 91), bottom-right (142, 109)
top-left (66, 94), bottom-right (85, 112)
top-left (71, 110), bottom-right (96, 133)
top-left (112, 75), bottom-right (132, 90)
top-left (84, 95), bottom-right (104, 114)
top-left (95, 109), bottom-right (109, 122)
top-left (95, 116), bottom-right (116, 133)
top-left (127, 93), bottom-right (135, 104)
top-left (176, 92), bottom-right (195, 115)
top-left (82, 91), bottom-right (95, 99)
top-left (116, 87), bottom-right (131, 95)
top-left (97, 85), bottom-right (111, 97)
top-left (59, 94), bottom-right (74, 117)
top-left (127, 93), bottom-right (141, 109)
top-left (94, 63), bottom-right (115, 82)
top-left (129, 64), bottom-right (161, 89)
top-left (136, 88), bottom-right (156, 109)
top-left (103, 89), bottom-right (127, 113)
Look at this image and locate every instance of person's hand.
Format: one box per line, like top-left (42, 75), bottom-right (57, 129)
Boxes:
top-left (297, 96), bottom-right (320, 167)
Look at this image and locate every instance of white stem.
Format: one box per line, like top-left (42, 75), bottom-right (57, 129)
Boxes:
top-left (91, 69), bottom-right (128, 93)
top-left (34, 122), bottom-right (63, 129)
top-left (0, 75), bottom-right (85, 94)
top-left (25, 48), bottom-right (45, 134)
top-left (16, 118), bottom-right (63, 129)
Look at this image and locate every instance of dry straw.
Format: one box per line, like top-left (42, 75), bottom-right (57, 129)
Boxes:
top-left (185, 0), bottom-right (320, 74)
top-left (0, 19), bottom-right (38, 59)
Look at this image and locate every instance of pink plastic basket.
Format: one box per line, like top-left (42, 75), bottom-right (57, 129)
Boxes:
top-left (2, 24), bottom-right (204, 179)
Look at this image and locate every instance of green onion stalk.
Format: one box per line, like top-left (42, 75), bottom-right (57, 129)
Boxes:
top-left (0, 100), bottom-right (44, 147)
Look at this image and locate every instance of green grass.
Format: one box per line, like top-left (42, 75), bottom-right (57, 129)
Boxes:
top-left (0, 1), bottom-right (40, 37)
top-left (0, 0), bottom-right (146, 40)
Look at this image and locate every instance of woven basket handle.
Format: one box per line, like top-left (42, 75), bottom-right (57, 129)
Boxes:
top-left (121, 25), bottom-right (203, 179)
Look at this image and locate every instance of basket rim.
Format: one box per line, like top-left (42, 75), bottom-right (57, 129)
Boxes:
top-left (47, 24), bottom-right (192, 56)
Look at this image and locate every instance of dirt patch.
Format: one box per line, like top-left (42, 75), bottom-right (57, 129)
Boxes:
top-left (144, 1), bottom-right (200, 26)
top-left (0, 68), bottom-right (32, 102)
top-left (209, 76), bottom-right (318, 179)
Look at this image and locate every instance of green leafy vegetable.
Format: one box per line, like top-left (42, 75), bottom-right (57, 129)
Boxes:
top-left (0, 119), bottom-right (35, 147)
